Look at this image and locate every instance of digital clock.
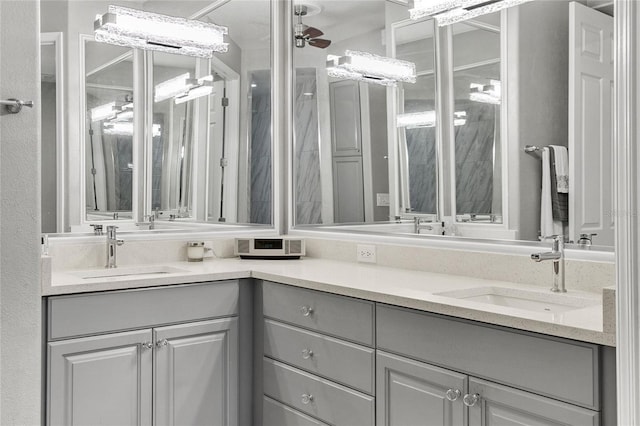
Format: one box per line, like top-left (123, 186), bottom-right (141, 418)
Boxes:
top-left (235, 238), bottom-right (305, 259)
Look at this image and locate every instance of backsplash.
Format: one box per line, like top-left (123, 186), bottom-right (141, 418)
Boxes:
top-left (47, 237), bottom-right (237, 271)
top-left (45, 235), bottom-right (614, 294)
top-left (303, 238), bottom-right (615, 294)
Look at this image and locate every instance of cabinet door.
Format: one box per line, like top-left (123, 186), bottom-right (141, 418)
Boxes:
top-left (377, 351), bottom-right (466, 426)
top-left (330, 80), bottom-right (362, 157)
top-left (48, 329), bottom-right (153, 426)
top-left (468, 377), bottom-right (599, 426)
top-left (154, 318), bottom-right (239, 426)
top-left (333, 156), bottom-right (365, 223)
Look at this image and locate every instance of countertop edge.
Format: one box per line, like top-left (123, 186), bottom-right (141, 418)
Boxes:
top-left (44, 258), bottom-right (615, 347)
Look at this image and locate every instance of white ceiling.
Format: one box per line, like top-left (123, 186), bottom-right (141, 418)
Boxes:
top-left (141, 0), bottom-right (386, 49)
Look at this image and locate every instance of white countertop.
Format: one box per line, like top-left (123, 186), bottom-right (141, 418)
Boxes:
top-left (45, 257), bottom-right (615, 347)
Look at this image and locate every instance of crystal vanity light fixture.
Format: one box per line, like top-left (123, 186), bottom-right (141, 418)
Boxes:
top-left (396, 110), bottom-right (467, 128)
top-left (409, 0), bottom-right (533, 26)
top-left (103, 121), bottom-right (161, 137)
top-left (397, 111), bottom-right (437, 128)
top-left (154, 74), bottom-right (214, 103)
top-left (94, 5), bottom-right (228, 58)
top-left (90, 102), bottom-right (119, 122)
top-left (111, 103), bottom-right (133, 122)
top-left (326, 50), bottom-right (417, 87)
top-left (175, 85), bottom-right (213, 105)
top-left (469, 80), bottom-right (501, 104)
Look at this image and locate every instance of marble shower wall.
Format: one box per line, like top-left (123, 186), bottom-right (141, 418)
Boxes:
top-left (404, 100), bottom-right (438, 214)
top-left (295, 68), bottom-right (323, 225)
top-left (250, 70), bottom-right (272, 224)
top-left (454, 101), bottom-right (497, 215)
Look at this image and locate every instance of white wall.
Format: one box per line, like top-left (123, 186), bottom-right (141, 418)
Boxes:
top-left (0, 1), bottom-right (42, 424)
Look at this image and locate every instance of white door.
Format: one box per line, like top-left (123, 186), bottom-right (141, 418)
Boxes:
top-left (568, 2), bottom-right (614, 246)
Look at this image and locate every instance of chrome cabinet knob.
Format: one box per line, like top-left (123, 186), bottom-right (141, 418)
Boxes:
top-left (301, 393), bottom-right (314, 405)
top-left (445, 389), bottom-right (461, 401)
top-left (300, 305), bottom-right (314, 317)
top-left (156, 339), bottom-right (168, 348)
top-left (302, 348), bottom-right (314, 359)
top-left (141, 342), bottom-right (153, 350)
top-left (463, 393), bottom-right (480, 407)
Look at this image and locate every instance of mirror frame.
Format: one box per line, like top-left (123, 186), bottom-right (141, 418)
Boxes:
top-left (41, 31), bottom-right (65, 233)
top-left (285, 0), bottom-right (614, 258)
top-left (78, 35), bottom-right (138, 228)
top-left (62, 0), bottom-right (281, 235)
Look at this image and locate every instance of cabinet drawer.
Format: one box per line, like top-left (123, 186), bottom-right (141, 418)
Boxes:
top-left (377, 304), bottom-right (600, 409)
top-left (263, 396), bottom-right (329, 426)
top-left (264, 319), bottom-right (375, 394)
top-left (263, 357), bottom-right (374, 426)
top-left (262, 281), bottom-right (374, 346)
top-left (48, 281), bottom-right (239, 340)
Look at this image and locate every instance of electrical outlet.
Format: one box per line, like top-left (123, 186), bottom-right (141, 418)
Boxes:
top-left (376, 193), bottom-right (390, 207)
top-left (357, 244), bottom-right (376, 263)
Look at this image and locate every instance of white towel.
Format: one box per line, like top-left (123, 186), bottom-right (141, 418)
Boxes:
top-left (540, 147), bottom-right (563, 240)
top-left (550, 145), bottom-right (569, 193)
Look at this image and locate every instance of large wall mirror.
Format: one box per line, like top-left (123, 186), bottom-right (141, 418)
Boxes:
top-left (291, 0), bottom-right (615, 249)
top-left (41, 0), bottom-right (273, 234)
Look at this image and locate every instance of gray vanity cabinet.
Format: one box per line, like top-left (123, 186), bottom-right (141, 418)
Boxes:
top-left (48, 329), bottom-right (153, 426)
top-left (260, 281), bottom-right (375, 426)
top-left (377, 350), bottom-right (599, 426)
top-left (46, 281), bottom-right (240, 426)
top-left (377, 304), bottom-right (613, 426)
top-left (376, 351), bottom-right (466, 426)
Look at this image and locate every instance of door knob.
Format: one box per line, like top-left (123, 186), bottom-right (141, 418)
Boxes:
top-left (445, 388), bottom-right (461, 401)
top-left (300, 305), bottom-right (314, 316)
top-left (463, 393), bottom-right (480, 407)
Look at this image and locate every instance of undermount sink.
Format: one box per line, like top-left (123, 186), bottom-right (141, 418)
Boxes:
top-left (435, 286), bottom-right (599, 315)
top-left (71, 265), bottom-right (190, 280)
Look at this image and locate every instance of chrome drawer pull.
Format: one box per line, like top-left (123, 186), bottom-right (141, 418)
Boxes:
top-left (463, 393), bottom-right (480, 407)
top-left (301, 393), bottom-right (314, 404)
top-left (141, 342), bottom-right (154, 350)
top-left (156, 339), bottom-right (168, 348)
top-left (445, 389), bottom-right (461, 401)
top-left (302, 348), bottom-right (314, 359)
top-left (300, 305), bottom-right (314, 317)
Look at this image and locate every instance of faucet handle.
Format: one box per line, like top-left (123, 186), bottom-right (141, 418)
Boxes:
top-left (90, 224), bottom-right (103, 236)
top-left (578, 233), bottom-right (597, 245)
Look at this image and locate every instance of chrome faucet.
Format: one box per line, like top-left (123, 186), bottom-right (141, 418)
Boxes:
top-left (531, 236), bottom-right (565, 292)
top-left (106, 225), bottom-right (124, 268)
top-left (577, 233), bottom-right (597, 247)
top-left (136, 215), bottom-right (155, 230)
top-left (414, 217), bottom-right (433, 234)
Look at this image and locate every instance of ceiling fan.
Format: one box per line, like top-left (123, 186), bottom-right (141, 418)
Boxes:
top-left (294, 5), bottom-right (331, 49)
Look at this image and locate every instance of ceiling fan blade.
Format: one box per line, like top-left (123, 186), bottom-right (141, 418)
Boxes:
top-left (309, 38), bottom-right (332, 49)
top-left (303, 26), bottom-right (324, 39)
